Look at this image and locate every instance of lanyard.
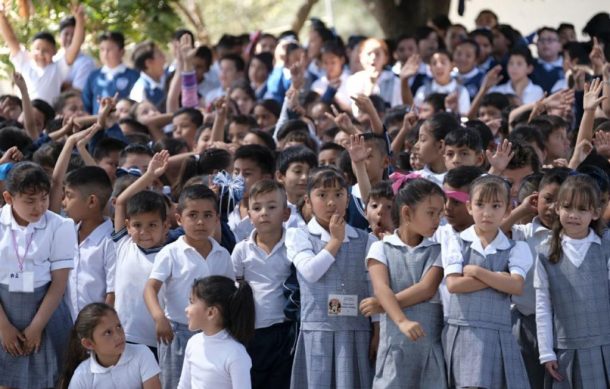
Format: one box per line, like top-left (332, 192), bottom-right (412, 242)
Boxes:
top-left (11, 229), bottom-right (34, 273)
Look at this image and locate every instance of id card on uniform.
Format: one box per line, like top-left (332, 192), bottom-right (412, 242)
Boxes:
top-left (8, 272), bottom-right (34, 293)
top-left (327, 294), bottom-right (358, 316)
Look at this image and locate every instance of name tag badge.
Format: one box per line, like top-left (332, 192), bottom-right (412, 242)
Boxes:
top-left (327, 294), bottom-right (358, 316)
top-left (8, 272), bottom-right (34, 293)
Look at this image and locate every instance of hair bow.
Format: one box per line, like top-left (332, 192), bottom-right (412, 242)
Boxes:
top-left (116, 166), bottom-right (143, 178)
top-left (212, 171), bottom-right (245, 215)
top-left (444, 190), bottom-right (470, 204)
top-left (389, 172), bottom-right (422, 194)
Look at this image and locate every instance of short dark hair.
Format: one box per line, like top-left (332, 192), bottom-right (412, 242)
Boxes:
top-left (509, 46), bottom-right (535, 66)
top-left (509, 125), bottom-right (546, 153)
top-left (426, 112), bottom-right (461, 141)
top-left (320, 142), bottom-right (345, 153)
top-left (93, 138), bottom-right (127, 161)
top-left (537, 26), bottom-right (559, 37)
top-left (246, 129), bottom-right (276, 151)
top-left (126, 190), bottom-right (167, 220)
top-left (506, 141), bottom-right (540, 173)
top-left (32, 99), bottom-right (55, 128)
top-left (177, 184), bottom-right (218, 213)
top-left (219, 54), bottom-right (245, 73)
top-left (277, 145), bottom-right (318, 174)
top-left (444, 128), bottom-right (483, 152)
top-left (65, 166), bottom-right (113, 210)
top-left (361, 132), bottom-right (389, 156)
top-left (0, 126), bottom-right (33, 154)
top-left (194, 45), bottom-right (213, 66)
top-left (98, 31), bottom-right (126, 50)
top-left (414, 26), bottom-right (436, 43)
top-left (132, 41), bottom-right (158, 72)
top-left (463, 120), bottom-right (494, 150)
top-left (423, 93), bottom-right (447, 112)
top-left (59, 16), bottom-right (76, 32)
top-left (480, 92), bottom-right (510, 111)
top-left (320, 40), bottom-right (346, 60)
top-left (53, 90), bottom-right (82, 113)
top-left (562, 41), bottom-right (590, 65)
top-left (5, 161), bottom-right (51, 195)
top-left (249, 52), bottom-right (273, 74)
top-left (368, 180), bottom-right (394, 202)
top-left (444, 165), bottom-right (484, 189)
top-left (33, 142), bottom-right (62, 168)
top-left (557, 23), bottom-right (575, 34)
top-left (173, 107), bottom-right (203, 127)
top-left (173, 28), bottom-right (194, 43)
top-left (277, 119), bottom-right (309, 141)
top-left (32, 31), bottom-right (56, 47)
top-left (539, 167), bottom-right (571, 190)
top-left (153, 137), bottom-right (188, 156)
top-left (469, 29), bottom-right (493, 45)
top-left (454, 38), bottom-right (480, 58)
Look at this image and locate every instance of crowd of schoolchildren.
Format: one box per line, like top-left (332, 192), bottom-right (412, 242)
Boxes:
top-left (0, 2), bottom-right (610, 388)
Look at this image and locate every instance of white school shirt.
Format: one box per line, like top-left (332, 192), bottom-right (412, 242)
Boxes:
top-left (129, 72), bottom-right (166, 103)
top-left (177, 330), bottom-right (252, 389)
top-left (311, 72), bottom-right (352, 108)
top-left (367, 232), bottom-right (442, 303)
top-left (489, 79), bottom-right (545, 105)
top-left (113, 229), bottom-right (164, 347)
top-left (149, 236), bottom-right (234, 324)
top-left (11, 48), bottom-right (71, 104)
top-left (232, 229), bottom-right (292, 329)
top-left (286, 218), bottom-right (376, 283)
top-left (413, 79), bottom-right (471, 115)
top-left (286, 202), bottom-right (307, 229)
top-left (54, 51), bottom-right (96, 91)
top-left (66, 218), bottom-right (116, 321)
top-left (416, 166), bottom-right (446, 187)
top-left (534, 230), bottom-right (610, 364)
top-left (68, 343), bottom-right (160, 389)
top-left (227, 205), bottom-right (254, 242)
top-left (444, 225), bottom-right (532, 279)
top-left (0, 206), bottom-right (76, 287)
top-left (432, 223), bottom-right (462, 318)
top-left (511, 217), bottom-right (550, 316)
top-left (346, 69), bottom-right (402, 109)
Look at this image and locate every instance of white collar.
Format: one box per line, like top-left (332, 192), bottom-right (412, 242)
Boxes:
top-left (307, 217), bottom-right (358, 242)
top-left (77, 218), bottom-right (113, 245)
top-left (101, 64), bottom-right (127, 78)
top-left (460, 225), bottom-right (511, 255)
top-left (531, 216), bottom-right (551, 235)
top-left (246, 228), bottom-right (286, 256)
top-left (456, 67), bottom-right (480, 79)
top-left (538, 56), bottom-right (563, 68)
top-left (138, 71), bottom-right (165, 89)
top-left (176, 235), bottom-right (223, 258)
top-left (383, 231), bottom-right (437, 250)
top-left (431, 79), bottom-right (458, 91)
top-left (0, 205), bottom-right (48, 232)
top-left (562, 229), bottom-right (600, 246)
top-left (89, 344), bottom-right (134, 374)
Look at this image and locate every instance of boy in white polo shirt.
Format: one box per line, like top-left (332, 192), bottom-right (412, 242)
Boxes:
top-left (232, 180), bottom-right (295, 389)
top-left (61, 166), bottom-right (116, 321)
top-left (145, 183), bottom-right (234, 389)
top-left (0, 3), bottom-right (86, 104)
top-left (112, 150), bottom-right (171, 358)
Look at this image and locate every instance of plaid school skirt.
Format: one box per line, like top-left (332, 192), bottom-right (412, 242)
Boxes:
top-left (0, 283), bottom-right (72, 389)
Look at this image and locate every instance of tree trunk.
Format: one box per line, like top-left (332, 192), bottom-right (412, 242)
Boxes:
top-left (361, 0), bottom-right (451, 38)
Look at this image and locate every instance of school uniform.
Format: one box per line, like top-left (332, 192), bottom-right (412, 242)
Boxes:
top-left (431, 223), bottom-right (461, 320)
top-left (347, 184), bottom-right (371, 230)
top-left (410, 62), bottom-right (433, 95)
top-left (346, 69), bottom-right (402, 110)
top-left (443, 226), bottom-right (532, 389)
top-left (286, 218), bottom-right (376, 389)
top-left (414, 79), bottom-right (471, 115)
top-left (149, 236), bottom-right (234, 389)
top-left (311, 72), bottom-right (351, 108)
top-left (68, 343), bottom-right (160, 389)
top-left (416, 165), bottom-right (446, 187)
top-left (177, 330), bottom-right (252, 389)
top-left (511, 217), bottom-right (550, 388)
top-left (367, 233), bottom-right (447, 389)
top-left (82, 64), bottom-right (140, 114)
top-left (54, 50), bottom-right (96, 91)
top-left (455, 67), bottom-right (484, 100)
top-left (531, 57), bottom-right (564, 94)
top-left (232, 229), bottom-right (294, 389)
top-left (490, 79), bottom-right (545, 105)
top-left (286, 202), bottom-right (307, 229)
top-left (228, 204), bottom-right (254, 242)
top-left (534, 231), bottom-right (610, 388)
top-left (66, 218), bottom-right (116, 321)
top-left (129, 71), bottom-right (167, 109)
top-left (11, 47), bottom-right (70, 104)
top-left (0, 206), bottom-right (76, 389)
top-left (112, 228), bottom-right (164, 348)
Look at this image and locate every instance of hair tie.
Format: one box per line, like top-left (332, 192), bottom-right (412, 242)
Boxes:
top-left (0, 163), bottom-right (13, 181)
top-left (193, 154), bottom-right (201, 162)
top-left (389, 172), bottom-right (422, 194)
top-left (212, 171), bottom-right (245, 215)
top-left (444, 190), bottom-right (470, 204)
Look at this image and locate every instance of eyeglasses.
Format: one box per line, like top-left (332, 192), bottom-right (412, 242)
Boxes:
top-left (116, 166), bottom-right (143, 178)
top-left (538, 38), bottom-right (559, 44)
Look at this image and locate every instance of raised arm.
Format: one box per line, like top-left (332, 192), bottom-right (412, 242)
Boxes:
top-left (467, 65), bottom-right (503, 120)
top-left (347, 134), bottom-right (371, 202)
top-left (398, 54), bottom-right (420, 107)
top-left (64, 4), bottom-right (86, 66)
top-left (114, 150), bottom-right (169, 232)
top-left (391, 112), bottom-right (416, 156)
top-left (210, 97), bottom-right (228, 142)
top-left (13, 72), bottom-right (38, 140)
top-left (575, 78), bottom-right (606, 147)
top-left (0, 6), bottom-right (21, 57)
top-left (351, 94), bottom-right (384, 136)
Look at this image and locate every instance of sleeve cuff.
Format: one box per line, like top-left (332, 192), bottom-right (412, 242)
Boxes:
top-left (444, 264), bottom-right (463, 275)
top-left (509, 268), bottom-right (527, 279)
top-left (50, 259), bottom-right (73, 271)
top-left (539, 352), bottom-right (557, 364)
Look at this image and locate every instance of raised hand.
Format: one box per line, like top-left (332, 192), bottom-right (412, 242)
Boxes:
top-left (289, 57), bottom-right (306, 91)
top-left (444, 92), bottom-right (459, 113)
top-left (486, 139), bottom-right (514, 175)
top-left (325, 105), bottom-right (357, 134)
top-left (12, 72), bottom-right (27, 91)
top-left (0, 146), bottom-right (23, 165)
top-left (148, 150), bottom-right (170, 177)
top-left (583, 77), bottom-right (606, 112)
top-left (71, 3), bottom-right (85, 20)
top-left (348, 134), bottom-right (369, 163)
top-left (481, 65), bottom-right (503, 90)
top-left (594, 130), bottom-right (610, 158)
top-left (350, 94), bottom-right (377, 117)
top-left (399, 54), bottom-right (421, 80)
top-left (589, 37), bottom-right (607, 73)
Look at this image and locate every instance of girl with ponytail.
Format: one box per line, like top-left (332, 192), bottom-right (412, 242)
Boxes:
top-left (58, 303), bottom-right (161, 389)
top-left (178, 276), bottom-right (255, 389)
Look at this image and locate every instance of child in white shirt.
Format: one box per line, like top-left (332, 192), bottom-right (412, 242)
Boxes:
top-left (145, 184), bottom-right (234, 389)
